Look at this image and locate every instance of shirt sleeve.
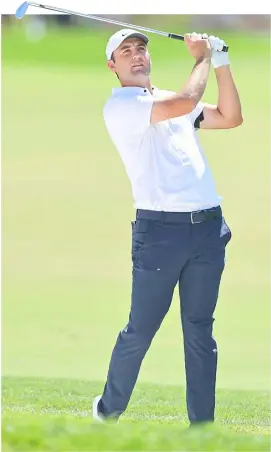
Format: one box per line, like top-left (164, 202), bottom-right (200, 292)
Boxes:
top-left (103, 95), bottom-right (154, 143)
top-left (188, 101), bottom-right (205, 125)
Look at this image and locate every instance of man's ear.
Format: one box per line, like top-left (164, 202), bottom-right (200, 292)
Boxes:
top-left (107, 60), bottom-right (116, 73)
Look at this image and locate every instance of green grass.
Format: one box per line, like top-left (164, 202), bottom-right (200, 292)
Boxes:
top-left (2, 377), bottom-right (270, 451)
top-left (2, 23), bottom-right (270, 451)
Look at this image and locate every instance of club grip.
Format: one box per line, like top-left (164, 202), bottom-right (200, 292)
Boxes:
top-left (168, 33), bottom-right (229, 52)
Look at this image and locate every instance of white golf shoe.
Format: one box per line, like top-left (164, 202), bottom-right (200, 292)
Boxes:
top-left (92, 395), bottom-right (120, 424)
top-left (92, 395), bottom-right (105, 423)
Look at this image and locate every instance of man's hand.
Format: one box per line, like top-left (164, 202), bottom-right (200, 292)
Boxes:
top-left (206, 34), bottom-right (230, 68)
top-left (184, 32), bottom-right (212, 61)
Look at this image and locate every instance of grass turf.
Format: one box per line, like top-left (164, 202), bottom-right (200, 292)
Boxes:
top-left (2, 377), bottom-right (270, 451)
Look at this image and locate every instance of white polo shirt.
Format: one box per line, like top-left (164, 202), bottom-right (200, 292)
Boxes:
top-left (103, 86), bottom-right (221, 212)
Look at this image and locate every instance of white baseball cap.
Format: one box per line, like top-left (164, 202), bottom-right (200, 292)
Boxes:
top-left (105, 28), bottom-right (149, 61)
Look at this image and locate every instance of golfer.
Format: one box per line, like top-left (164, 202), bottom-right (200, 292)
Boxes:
top-left (93, 29), bottom-right (243, 425)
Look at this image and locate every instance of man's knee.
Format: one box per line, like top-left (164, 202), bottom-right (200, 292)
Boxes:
top-left (182, 314), bottom-right (215, 336)
top-left (119, 322), bottom-right (157, 350)
top-left (182, 314), bottom-right (215, 326)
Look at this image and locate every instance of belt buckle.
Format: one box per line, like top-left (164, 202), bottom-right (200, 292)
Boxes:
top-left (191, 210), bottom-right (202, 224)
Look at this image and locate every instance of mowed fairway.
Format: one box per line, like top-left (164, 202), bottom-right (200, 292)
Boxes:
top-left (2, 25), bottom-right (270, 450)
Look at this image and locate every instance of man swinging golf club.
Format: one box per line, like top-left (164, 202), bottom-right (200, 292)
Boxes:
top-left (93, 29), bottom-right (243, 425)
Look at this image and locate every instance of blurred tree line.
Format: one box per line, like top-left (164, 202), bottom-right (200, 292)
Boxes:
top-left (2, 13), bottom-right (270, 32)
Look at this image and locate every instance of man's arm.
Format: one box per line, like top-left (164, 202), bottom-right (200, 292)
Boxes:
top-left (199, 35), bottom-right (243, 130)
top-left (151, 33), bottom-right (212, 124)
top-left (200, 66), bottom-right (243, 129)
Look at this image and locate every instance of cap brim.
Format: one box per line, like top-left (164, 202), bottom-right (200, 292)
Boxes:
top-left (123, 32), bottom-right (149, 45)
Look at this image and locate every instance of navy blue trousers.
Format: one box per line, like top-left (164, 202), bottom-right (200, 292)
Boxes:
top-left (99, 208), bottom-right (231, 423)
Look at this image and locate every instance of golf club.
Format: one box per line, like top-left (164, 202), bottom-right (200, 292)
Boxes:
top-left (15, 1), bottom-right (229, 52)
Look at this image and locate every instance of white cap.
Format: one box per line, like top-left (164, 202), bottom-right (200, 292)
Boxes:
top-left (105, 28), bottom-right (149, 61)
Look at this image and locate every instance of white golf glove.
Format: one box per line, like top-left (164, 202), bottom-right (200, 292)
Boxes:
top-left (202, 33), bottom-right (230, 68)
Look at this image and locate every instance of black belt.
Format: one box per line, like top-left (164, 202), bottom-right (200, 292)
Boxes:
top-left (136, 206), bottom-right (222, 224)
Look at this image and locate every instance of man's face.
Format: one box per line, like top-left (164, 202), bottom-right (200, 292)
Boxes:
top-left (108, 37), bottom-right (151, 83)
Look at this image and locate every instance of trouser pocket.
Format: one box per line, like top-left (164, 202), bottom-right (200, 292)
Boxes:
top-left (220, 217), bottom-right (232, 246)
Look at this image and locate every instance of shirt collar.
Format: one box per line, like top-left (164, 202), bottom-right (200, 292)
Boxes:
top-left (112, 86), bottom-right (158, 96)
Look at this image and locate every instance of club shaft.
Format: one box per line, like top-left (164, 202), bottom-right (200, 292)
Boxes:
top-left (27, 2), bottom-right (170, 37)
top-left (20, 2), bottom-right (229, 51)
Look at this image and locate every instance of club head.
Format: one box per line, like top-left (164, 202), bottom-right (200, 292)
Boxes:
top-left (15, 1), bottom-right (30, 19)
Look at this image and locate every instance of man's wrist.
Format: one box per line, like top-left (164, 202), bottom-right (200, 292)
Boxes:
top-left (195, 55), bottom-right (211, 64)
top-left (214, 64), bottom-right (231, 72)
top-left (211, 52), bottom-right (230, 69)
